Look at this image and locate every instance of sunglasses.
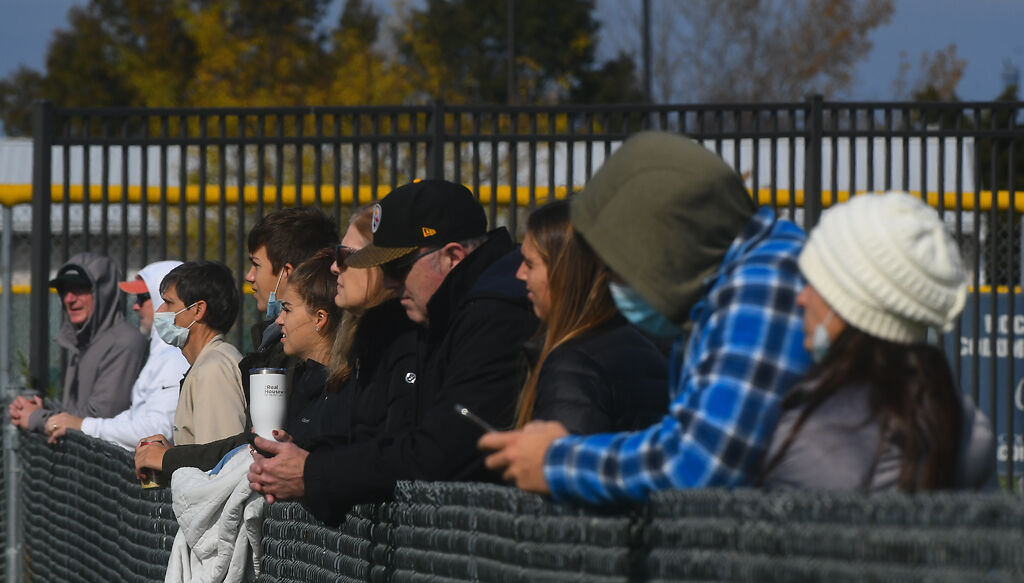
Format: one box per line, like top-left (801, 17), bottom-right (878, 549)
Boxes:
top-left (381, 247), bottom-right (443, 281)
top-left (134, 293), bottom-right (151, 307)
top-left (335, 244), bottom-right (357, 269)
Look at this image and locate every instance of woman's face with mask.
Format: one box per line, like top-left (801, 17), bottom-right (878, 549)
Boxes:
top-left (797, 284), bottom-right (846, 357)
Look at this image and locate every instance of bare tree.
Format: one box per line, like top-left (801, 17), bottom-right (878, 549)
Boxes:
top-left (892, 44), bottom-right (967, 101)
top-left (602, 0), bottom-right (894, 103)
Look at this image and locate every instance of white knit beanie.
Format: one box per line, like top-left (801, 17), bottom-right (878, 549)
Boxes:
top-left (798, 192), bottom-right (967, 344)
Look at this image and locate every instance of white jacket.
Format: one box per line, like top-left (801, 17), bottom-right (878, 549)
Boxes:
top-left (80, 261), bottom-right (190, 449)
top-left (165, 446), bottom-right (264, 583)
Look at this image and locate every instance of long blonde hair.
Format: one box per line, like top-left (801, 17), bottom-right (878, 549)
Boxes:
top-left (327, 204), bottom-right (395, 389)
top-left (515, 199), bottom-right (620, 428)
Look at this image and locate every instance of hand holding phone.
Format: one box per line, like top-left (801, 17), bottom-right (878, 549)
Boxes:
top-left (453, 403), bottom-right (497, 433)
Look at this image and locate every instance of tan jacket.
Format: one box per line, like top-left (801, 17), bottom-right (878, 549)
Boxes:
top-left (172, 335), bottom-right (246, 446)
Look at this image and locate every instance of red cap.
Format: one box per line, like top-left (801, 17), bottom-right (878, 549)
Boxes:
top-left (118, 277), bottom-right (148, 294)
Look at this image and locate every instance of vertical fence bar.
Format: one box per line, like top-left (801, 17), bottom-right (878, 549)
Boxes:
top-left (217, 115), bottom-right (227, 265)
top-left (178, 115), bottom-right (188, 260)
top-left (119, 120), bottom-right (130, 273)
top-left (804, 95), bottom-right (824, 228)
top-left (29, 100), bottom-right (54, 393)
top-left (3, 200), bottom-right (21, 583)
top-left (294, 113), bottom-right (304, 208)
top-left (198, 115), bottom-right (208, 259)
top-left (236, 115), bottom-right (248, 349)
top-left (100, 119), bottom-right (110, 256)
top-left (427, 100), bottom-right (445, 180)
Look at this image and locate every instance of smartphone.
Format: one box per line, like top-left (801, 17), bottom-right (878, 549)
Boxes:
top-left (453, 403), bottom-right (497, 433)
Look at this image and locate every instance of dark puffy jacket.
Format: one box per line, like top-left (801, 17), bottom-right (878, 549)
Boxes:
top-left (530, 318), bottom-right (668, 435)
top-left (302, 228), bottom-right (537, 523)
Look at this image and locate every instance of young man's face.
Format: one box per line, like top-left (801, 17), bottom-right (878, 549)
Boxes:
top-left (245, 245), bottom-right (281, 313)
top-left (60, 285), bottom-right (94, 328)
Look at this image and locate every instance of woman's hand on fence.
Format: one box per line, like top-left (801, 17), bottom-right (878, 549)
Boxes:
top-left (478, 420), bottom-right (569, 495)
top-left (45, 413), bottom-right (82, 444)
top-left (9, 395), bottom-right (43, 429)
top-left (248, 436), bottom-right (308, 504)
top-left (134, 435), bottom-right (171, 481)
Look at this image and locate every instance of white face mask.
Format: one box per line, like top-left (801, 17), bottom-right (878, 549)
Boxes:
top-left (153, 302), bottom-right (198, 348)
top-left (810, 311), bottom-right (834, 363)
top-left (265, 269), bottom-right (286, 320)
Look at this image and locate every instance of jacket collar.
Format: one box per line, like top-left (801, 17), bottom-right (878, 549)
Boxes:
top-left (424, 228), bottom-right (521, 342)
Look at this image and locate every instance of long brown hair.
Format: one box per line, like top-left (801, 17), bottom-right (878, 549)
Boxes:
top-left (515, 199), bottom-right (621, 428)
top-left (327, 204), bottom-right (395, 389)
top-left (761, 326), bottom-right (963, 491)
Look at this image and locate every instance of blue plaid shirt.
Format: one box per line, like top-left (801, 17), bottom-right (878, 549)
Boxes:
top-left (544, 208), bottom-right (810, 505)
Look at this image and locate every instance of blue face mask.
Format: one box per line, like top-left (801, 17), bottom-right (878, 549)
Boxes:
top-left (608, 282), bottom-right (679, 337)
top-left (153, 302), bottom-right (198, 348)
top-left (810, 311), bottom-right (834, 363)
top-left (264, 269), bottom-right (286, 320)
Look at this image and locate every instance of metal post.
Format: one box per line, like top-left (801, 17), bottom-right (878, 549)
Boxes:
top-left (426, 100), bottom-right (445, 180)
top-left (29, 100), bottom-right (54, 392)
top-left (804, 94), bottom-right (824, 229)
top-left (642, 0), bottom-right (652, 104)
top-left (507, 0), bottom-right (516, 105)
top-left (2, 203), bottom-right (21, 582)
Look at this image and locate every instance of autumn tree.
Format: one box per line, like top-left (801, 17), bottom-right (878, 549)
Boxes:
top-left (604, 0), bottom-right (894, 103)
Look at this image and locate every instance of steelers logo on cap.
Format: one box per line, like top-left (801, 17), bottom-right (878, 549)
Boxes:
top-left (371, 204), bottom-right (382, 233)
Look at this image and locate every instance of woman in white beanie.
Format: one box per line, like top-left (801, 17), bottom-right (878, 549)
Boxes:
top-left (760, 192), bottom-right (995, 491)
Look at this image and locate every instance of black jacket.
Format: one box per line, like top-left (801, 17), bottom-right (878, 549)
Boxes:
top-left (301, 299), bottom-right (419, 524)
top-left (303, 228), bottom-right (537, 523)
top-left (530, 318), bottom-right (668, 435)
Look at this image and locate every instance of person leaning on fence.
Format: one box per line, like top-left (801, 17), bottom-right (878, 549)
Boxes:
top-left (134, 208), bottom-right (339, 485)
top-left (479, 131), bottom-right (811, 504)
top-left (514, 198), bottom-right (668, 434)
top-left (46, 261), bottom-right (190, 449)
top-left (9, 252), bottom-right (147, 435)
top-left (248, 179), bottom-right (537, 515)
top-left (248, 206), bottom-right (420, 525)
top-left (759, 192), bottom-right (996, 491)
top-left (149, 261), bottom-right (246, 446)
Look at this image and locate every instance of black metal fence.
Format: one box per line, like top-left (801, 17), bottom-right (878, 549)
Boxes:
top-left (22, 97), bottom-right (1024, 482)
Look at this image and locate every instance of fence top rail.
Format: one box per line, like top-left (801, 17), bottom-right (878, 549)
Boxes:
top-left (46, 99), bottom-right (1024, 120)
top-left (55, 104), bottom-right (436, 117)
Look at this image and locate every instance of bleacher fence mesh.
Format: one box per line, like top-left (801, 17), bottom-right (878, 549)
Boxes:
top-left (4, 429), bottom-right (1024, 582)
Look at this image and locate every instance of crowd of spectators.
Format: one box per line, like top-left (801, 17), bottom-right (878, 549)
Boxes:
top-left (8, 131), bottom-right (996, 577)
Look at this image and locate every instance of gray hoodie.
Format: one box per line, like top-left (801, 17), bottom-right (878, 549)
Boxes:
top-left (28, 252), bottom-right (148, 432)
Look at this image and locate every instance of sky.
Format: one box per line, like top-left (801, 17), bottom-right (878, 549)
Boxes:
top-left (0, 0), bottom-right (1022, 114)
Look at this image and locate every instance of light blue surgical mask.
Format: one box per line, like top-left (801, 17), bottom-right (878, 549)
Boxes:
top-left (608, 281), bottom-right (679, 337)
top-left (810, 311), bottom-right (834, 363)
top-left (264, 269), bottom-right (286, 320)
top-left (153, 302), bottom-right (198, 348)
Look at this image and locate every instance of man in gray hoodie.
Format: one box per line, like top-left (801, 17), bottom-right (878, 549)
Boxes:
top-left (9, 252), bottom-right (148, 434)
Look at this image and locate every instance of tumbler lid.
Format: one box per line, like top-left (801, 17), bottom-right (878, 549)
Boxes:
top-left (249, 367), bottom-right (287, 374)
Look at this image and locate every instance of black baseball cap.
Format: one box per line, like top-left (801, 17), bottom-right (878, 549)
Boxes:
top-left (345, 180), bottom-right (487, 268)
top-left (49, 265), bottom-right (91, 290)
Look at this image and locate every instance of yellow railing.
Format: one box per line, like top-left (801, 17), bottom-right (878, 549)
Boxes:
top-left (3, 184), bottom-right (1024, 212)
